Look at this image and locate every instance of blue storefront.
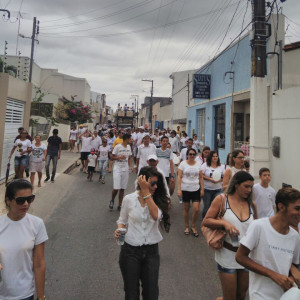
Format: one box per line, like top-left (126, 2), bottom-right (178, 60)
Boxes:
top-left (187, 34), bottom-right (252, 163)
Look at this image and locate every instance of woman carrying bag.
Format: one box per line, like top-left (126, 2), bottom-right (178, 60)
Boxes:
top-left (202, 171), bottom-right (257, 300)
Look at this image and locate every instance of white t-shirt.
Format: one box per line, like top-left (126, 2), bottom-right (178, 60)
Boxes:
top-left (180, 148), bottom-right (188, 161)
top-left (30, 143), bottom-right (47, 163)
top-left (90, 136), bottom-right (102, 150)
top-left (14, 139), bottom-right (31, 157)
top-left (98, 145), bottom-right (109, 161)
top-left (201, 163), bottom-right (225, 190)
top-left (137, 143), bottom-right (157, 172)
top-left (88, 154), bottom-right (97, 167)
top-left (78, 128), bottom-right (85, 139)
top-left (112, 144), bottom-right (132, 172)
top-left (178, 160), bottom-right (202, 192)
top-left (192, 139), bottom-right (202, 151)
top-left (70, 129), bottom-right (78, 140)
top-left (169, 136), bottom-right (179, 153)
top-left (0, 214), bottom-right (48, 300)
top-left (81, 136), bottom-right (93, 152)
top-left (151, 134), bottom-right (160, 147)
top-left (253, 183), bottom-right (276, 219)
top-left (240, 218), bottom-right (300, 300)
top-left (180, 137), bottom-right (188, 147)
top-left (136, 132), bottom-right (145, 147)
top-left (156, 148), bottom-right (172, 177)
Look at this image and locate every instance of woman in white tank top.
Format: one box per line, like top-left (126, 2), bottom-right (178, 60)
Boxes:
top-left (202, 171), bottom-right (257, 300)
top-left (223, 150), bottom-right (246, 191)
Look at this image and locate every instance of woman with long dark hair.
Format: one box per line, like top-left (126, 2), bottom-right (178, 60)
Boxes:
top-left (202, 171), bottom-right (257, 300)
top-left (201, 151), bottom-right (225, 219)
top-left (196, 146), bottom-right (210, 165)
top-left (115, 166), bottom-right (170, 300)
top-left (222, 150), bottom-right (246, 191)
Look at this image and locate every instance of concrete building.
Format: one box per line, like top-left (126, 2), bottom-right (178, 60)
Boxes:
top-left (0, 73), bottom-right (32, 181)
top-left (180, 13), bottom-right (300, 190)
top-left (169, 69), bottom-right (196, 132)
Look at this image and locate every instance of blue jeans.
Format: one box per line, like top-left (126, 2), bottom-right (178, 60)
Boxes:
top-left (119, 242), bottom-right (160, 300)
top-left (45, 154), bottom-right (58, 179)
top-left (202, 188), bottom-right (222, 219)
top-left (22, 296), bottom-right (34, 300)
top-left (98, 160), bottom-right (108, 180)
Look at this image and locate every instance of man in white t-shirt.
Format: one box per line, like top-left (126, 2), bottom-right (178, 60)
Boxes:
top-left (90, 130), bottom-right (102, 153)
top-left (109, 134), bottom-right (133, 211)
top-left (79, 130), bottom-right (95, 173)
top-left (180, 138), bottom-right (193, 162)
top-left (77, 125), bottom-right (86, 152)
top-left (136, 134), bottom-right (156, 174)
top-left (253, 167), bottom-right (276, 218)
top-left (236, 187), bottom-right (300, 300)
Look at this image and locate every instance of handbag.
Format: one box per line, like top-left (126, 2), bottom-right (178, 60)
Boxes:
top-left (201, 194), bottom-right (226, 250)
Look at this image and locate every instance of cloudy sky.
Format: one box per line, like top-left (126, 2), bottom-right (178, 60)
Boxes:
top-left (1, 0), bottom-right (300, 109)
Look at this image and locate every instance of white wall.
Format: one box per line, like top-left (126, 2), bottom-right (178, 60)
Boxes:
top-left (270, 86), bottom-right (300, 190)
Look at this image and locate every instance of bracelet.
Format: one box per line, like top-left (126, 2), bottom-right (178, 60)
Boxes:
top-left (143, 194), bottom-right (152, 200)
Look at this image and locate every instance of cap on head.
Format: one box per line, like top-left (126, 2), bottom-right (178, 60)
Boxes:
top-left (148, 154), bottom-right (158, 161)
top-left (79, 124), bottom-right (83, 127)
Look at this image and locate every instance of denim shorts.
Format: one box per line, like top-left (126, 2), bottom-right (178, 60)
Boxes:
top-left (14, 155), bottom-right (28, 167)
top-left (217, 263), bottom-right (249, 274)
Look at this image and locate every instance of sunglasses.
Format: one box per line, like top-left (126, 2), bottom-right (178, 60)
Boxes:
top-left (188, 153), bottom-right (196, 156)
top-left (150, 181), bottom-right (158, 187)
top-left (15, 195), bottom-right (35, 205)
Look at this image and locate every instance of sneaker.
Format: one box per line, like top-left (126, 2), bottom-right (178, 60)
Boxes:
top-left (117, 205), bottom-right (122, 211)
top-left (44, 177), bottom-right (50, 182)
top-left (51, 177), bottom-right (55, 183)
top-left (109, 201), bottom-right (114, 210)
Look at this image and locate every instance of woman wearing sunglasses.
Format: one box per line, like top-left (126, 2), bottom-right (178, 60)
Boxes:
top-left (115, 166), bottom-right (170, 300)
top-left (0, 179), bottom-right (48, 300)
top-left (178, 148), bottom-right (204, 237)
top-left (223, 150), bottom-right (246, 191)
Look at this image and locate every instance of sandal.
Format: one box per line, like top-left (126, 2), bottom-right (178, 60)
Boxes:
top-left (191, 228), bottom-right (199, 237)
top-left (184, 228), bottom-right (190, 235)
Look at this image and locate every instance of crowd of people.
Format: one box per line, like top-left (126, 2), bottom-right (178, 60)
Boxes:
top-left (1, 123), bottom-right (300, 300)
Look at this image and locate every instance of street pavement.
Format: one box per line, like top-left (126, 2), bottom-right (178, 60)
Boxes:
top-left (41, 163), bottom-right (222, 300)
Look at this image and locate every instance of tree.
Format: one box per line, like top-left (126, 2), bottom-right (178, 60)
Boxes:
top-left (0, 57), bottom-right (17, 77)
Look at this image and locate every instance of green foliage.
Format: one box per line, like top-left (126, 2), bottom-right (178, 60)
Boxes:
top-left (0, 57), bottom-right (17, 77)
top-left (55, 101), bottom-right (92, 123)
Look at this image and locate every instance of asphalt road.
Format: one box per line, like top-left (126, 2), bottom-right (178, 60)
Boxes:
top-left (44, 165), bottom-right (222, 300)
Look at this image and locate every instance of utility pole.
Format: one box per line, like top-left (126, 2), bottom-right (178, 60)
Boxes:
top-left (187, 74), bottom-right (190, 106)
top-left (249, 0), bottom-right (270, 177)
top-left (251, 0), bottom-right (267, 77)
top-left (29, 17), bottom-right (39, 83)
top-left (2, 41), bottom-right (8, 73)
top-left (142, 79), bottom-right (154, 131)
top-left (131, 95), bottom-right (139, 127)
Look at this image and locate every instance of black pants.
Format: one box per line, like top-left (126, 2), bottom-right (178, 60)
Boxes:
top-left (119, 242), bottom-right (160, 300)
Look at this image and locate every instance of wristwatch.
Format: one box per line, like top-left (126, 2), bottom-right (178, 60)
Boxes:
top-left (37, 296), bottom-right (46, 300)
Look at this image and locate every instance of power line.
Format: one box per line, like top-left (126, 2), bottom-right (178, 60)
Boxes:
top-left (42, 0), bottom-right (154, 29)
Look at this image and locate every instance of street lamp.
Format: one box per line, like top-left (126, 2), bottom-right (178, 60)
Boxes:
top-left (141, 79), bottom-right (153, 131)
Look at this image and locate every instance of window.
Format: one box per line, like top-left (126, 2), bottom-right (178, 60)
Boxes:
top-left (214, 104), bottom-right (226, 149)
top-left (197, 109), bottom-right (205, 144)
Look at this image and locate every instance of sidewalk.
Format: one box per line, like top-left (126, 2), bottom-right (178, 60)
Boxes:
top-left (0, 151), bottom-right (80, 216)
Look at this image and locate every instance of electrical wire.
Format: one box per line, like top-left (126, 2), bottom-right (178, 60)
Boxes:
top-left (41, 0), bottom-right (154, 30)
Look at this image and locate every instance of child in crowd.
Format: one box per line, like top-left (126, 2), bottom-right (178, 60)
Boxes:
top-left (253, 167), bottom-right (276, 218)
top-left (87, 149), bottom-right (97, 182)
top-left (98, 139), bottom-right (110, 184)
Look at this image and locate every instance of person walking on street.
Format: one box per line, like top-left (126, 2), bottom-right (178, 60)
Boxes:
top-left (222, 150), bottom-right (246, 191)
top-left (236, 187), bottom-right (300, 300)
top-left (178, 148), bottom-right (204, 237)
top-left (202, 171), bottom-right (257, 300)
top-left (0, 179), bottom-right (48, 300)
top-left (14, 127), bottom-right (33, 178)
top-left (79, 129), bottom-right (94, 173)
top-left (45, 129), bottom-right (62, 183)
top-left (87, 149), bottom-right (97, 182)
top-left (29, 135), bottom-right (47, 187)
top-left (136, 134), bottom-right (156, 174)
top-left (169, 130), bottom-right (180, 155)
top-left (69, 125), bottom-right (78, 153)
top-left (77, 124), bottom-right (85, 153)
top-left (196, 146), bottom-right (210, 165)
top-left (115, 167), bottom-right (170, 300)
top-left (201, 151), bottom-right (225, 219)
top-left (91, 130), bottom-right (102, 154)
top-left (9, 130), bottom-right (32, 179)
top-left (179, 138), bottom-right (193, 162)
top-left (97, 139), bottom-right (109, 184)
top-left (109, 134), bottom-right (133, 211)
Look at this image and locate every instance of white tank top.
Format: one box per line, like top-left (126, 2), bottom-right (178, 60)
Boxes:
top-left (230, 166), bottom-right (245, 176)
top-left (215, 196), bottom-right (254, 269)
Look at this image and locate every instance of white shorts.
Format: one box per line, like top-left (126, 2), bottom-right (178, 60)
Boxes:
top-left (113, 170), bottom-right (129, 190)
top-left (29, 161), bottom-right (45, 173)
